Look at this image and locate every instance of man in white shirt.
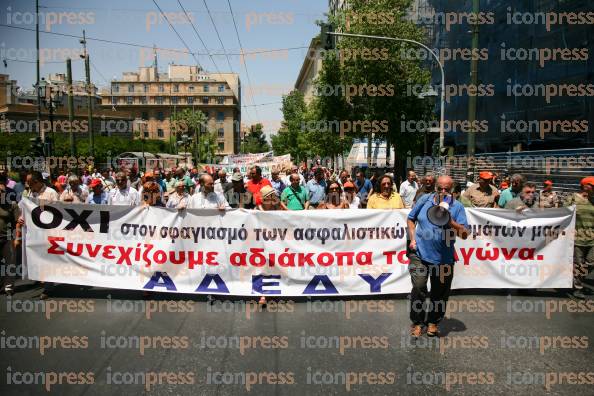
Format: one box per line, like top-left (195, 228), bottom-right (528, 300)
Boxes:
top-left (214, 169), bottom-right (228, 194)
top-left (188, 174), bottom-right (230, 209)
top-left (108, 172), bottom-right (140, 206)
top-left (399, 170), bottom-right (418, 209)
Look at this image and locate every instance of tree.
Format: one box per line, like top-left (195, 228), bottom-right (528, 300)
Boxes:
top-left (242, 123), bottom-right (270, 153)
top-left (170, 108), bottom-right (207, 162)
top-left (272, 90), bottom-right (309, 161)
top-left (311, 0), bottom-right (433, 173)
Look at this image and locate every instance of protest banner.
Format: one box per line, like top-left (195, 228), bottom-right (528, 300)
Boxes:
top-left (21, 200), bottom-right (575, 296)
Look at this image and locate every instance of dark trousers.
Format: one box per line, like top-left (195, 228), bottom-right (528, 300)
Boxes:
top-left (408, 252), bottom-right (454, 325)
top-left (0, 240), bottom-right (15, 289)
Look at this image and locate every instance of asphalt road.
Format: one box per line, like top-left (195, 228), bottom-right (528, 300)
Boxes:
top-left (1, 280), bottom-right (593, 396)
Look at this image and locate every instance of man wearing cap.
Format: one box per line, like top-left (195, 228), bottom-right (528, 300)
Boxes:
top-left (399, 170), bottom-right (419, 209)
top-left (227, 172), bottom-right (255, 209)
top-left (564, 176), bottom-right (594, 299)
top-left (462, 171), bottom-right (500, 208)
top-left (539, 180), bottom-right (560, 208)
top-left (86, 179), bottom-right (109, 205)
top-left (343, 181), bottom-right (360, 209)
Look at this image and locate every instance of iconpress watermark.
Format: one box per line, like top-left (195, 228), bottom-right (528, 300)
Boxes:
top-left (4, 6), bottom-right (95, 31)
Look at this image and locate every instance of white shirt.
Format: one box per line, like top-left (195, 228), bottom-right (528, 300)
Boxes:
top-left (188, 191), bottom-right (230, 209)
top-left (347, 196), bottom-right (361, 209)
top-left (166, 192), bottom-right (189, 209)
top-left (214, 178), bottom-right (228, 194)
top-left (108, 187), bottom-right (140, 206)
top-left (31, 185), bottom-right (60, 202)
top-left (399, 180), bottom-right (418, 208)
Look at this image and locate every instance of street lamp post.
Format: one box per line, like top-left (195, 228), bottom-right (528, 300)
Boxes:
top-left (38, 78), bottom-right (63, 158)
top-left (325, 30), bottom-right (447, 153)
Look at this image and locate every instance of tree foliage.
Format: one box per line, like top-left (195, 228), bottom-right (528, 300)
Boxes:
top-left (273, 0), bottom-right (434, 166)
top-left (242, 123), bottom-right (271, 153)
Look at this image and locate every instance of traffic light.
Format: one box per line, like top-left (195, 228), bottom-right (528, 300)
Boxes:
top-left (320, 23), bottom-right (336, 50)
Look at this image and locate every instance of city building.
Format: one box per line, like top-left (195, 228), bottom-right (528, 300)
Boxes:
top-left (424, 0), bottom-right (594, 153)
top-left (294, 38), bottom-right (323, 105)
top-left (0, 73), bottom-right (133, 138)
top-left (101, 57), bottom-right (241, 156)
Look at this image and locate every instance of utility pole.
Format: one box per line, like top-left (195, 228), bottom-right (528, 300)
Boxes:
top-left (66, 59), bottom-right (76, 157)
top-left (35, 0), bottom-right (43, 148)
top-left (80, 30), bottom-right (94, 157)
top-left (466, 0), bottom-right (480, 160)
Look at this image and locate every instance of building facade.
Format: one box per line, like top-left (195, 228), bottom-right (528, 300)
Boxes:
top-left (0, 74), bottom-right (133, 138)
top-left (424, 0), bottom-right (594, 153)
top-left (101, 63), bottom-right (241, 155)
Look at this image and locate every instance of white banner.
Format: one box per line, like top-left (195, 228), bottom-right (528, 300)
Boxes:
top-left (21, 200), bottom-right (575, 296)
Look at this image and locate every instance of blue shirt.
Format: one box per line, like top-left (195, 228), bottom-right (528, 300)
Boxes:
top-left (498, 187), bottom-right (518, 208)
top-left (306, 179), bottom-right (326, 204)
top-left (270, 179), bottom-right (286, 197)
top-left (87, 192), bottom-right (109, 205)
top-left (355, 178), bottom-right (373, 201)
top-left (408, 193), bottom-right (469, 265)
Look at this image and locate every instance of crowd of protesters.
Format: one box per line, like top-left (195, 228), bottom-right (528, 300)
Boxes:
top-left (0, 162), bottom-right (592, 307)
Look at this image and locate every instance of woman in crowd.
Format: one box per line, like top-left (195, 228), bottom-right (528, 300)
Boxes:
top-left (317, 181), bottom-right (349, 209)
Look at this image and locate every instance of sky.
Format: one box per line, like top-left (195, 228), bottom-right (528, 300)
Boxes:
top-left (0, 0), bottom-right (328, 137)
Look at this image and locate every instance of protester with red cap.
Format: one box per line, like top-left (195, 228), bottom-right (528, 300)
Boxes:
top-left (564, 176), bottom-right (594, 300)
top-left (539, 180), bottom-right (560, 208)
top-left (86, 179), bottom-right (108, 205)
top-left (462, 171), bottom-right (500, 208)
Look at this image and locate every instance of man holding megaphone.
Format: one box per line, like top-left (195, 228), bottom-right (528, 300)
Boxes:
top-left (406, 175), bottom-right (470, 337)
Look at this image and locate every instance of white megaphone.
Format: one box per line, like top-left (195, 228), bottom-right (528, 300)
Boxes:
top-left (427, 195), bottom-right (452, 227)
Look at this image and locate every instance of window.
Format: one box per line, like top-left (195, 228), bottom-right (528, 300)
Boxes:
top-left (156, 96), bottom-right (164, 104)
top-left (157, 111), bottom-right (164, 121)
top-left (218, 142), bottom-right (225, 150)
top-left (218, 84), bottom-right (225, 92)
top-left (143, 130), bottom-right (149, 138)
top-left (203, 111), bottom-right (209, 118)
top-left (171, 96), bottom-right (178, 105)
top-left (141, 111), bottom-right (149, 120)
top-left (111, 97), bottom-right (117, 105)
top-left (203, 84), bottom-right (210, 92)
top-left (113, 84), bottom-right (119, 93)
top-left (140, 96), bottom-right (147, 105)
top-left (216, 111), bottom-right (224, 122)
top-left (128, 84), bottom-right (134, 93)
top-left (188, 86), bottom-right (194, 92)
top-left (126, 96), bottom-right (133, 105)
top-left (143, 84), bottom-right (148, 93)
top-left (173, 84), bottom-right (179, 93)
top-left (202, 96), bottom-right (209, 104)
top-left (216, 97), bottom-right (225, 105)
top-left (218, 128), bottom-right (225, 138)
top-left (158, 84), bottom-right (164, 93)
top-left (187, 96), bottom-right (194, 104)
top-left (157, 129), bottom-right (164, 138)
